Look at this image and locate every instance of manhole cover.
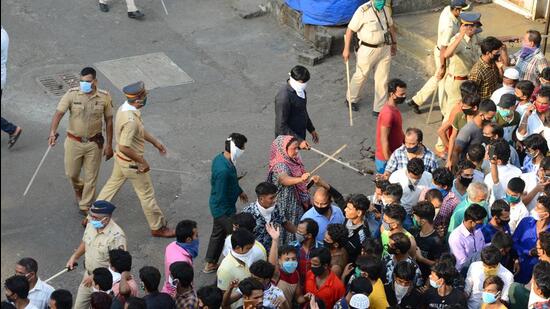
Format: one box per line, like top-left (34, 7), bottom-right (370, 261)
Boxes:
top-left (36, 72), bottom-right (79, 96)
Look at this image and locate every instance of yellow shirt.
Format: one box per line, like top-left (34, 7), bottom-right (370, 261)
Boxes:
top-left (348, 3), bottom-right (393, 45)
top-left (437, 6), bottom-right (460, 48)
top-left (447, 33), bottom-right (482, 77)
top-left (82, 219), bottom-right (127, 273)
top-left (217, 253), bottom-right (251, 308)
top-left (481, 303), bottom-right (507, 309)
top-left (115, 102), bottom-right (145, 161)
top-left (56, 88), bottom-right (113, 137)
top-left (368, 279), bottom-right (390, 309)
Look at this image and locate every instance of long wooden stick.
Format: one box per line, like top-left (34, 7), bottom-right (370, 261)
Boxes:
top-left (426, 82), bottom-right (439, 124)
top-left (310, 144), bottom-right (347, 174)
top-left (310, 147), bottom-right (371, 175)
top-left (346, 60), bottom-right (353, 127)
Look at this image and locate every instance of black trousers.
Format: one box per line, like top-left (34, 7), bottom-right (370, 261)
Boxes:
top-left (204, 215), bottom-right (233, 263)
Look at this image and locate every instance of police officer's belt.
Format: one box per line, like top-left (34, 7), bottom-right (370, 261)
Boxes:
top-left (361, 41), bottom-right (387, 48)
top-left (67, 132), bottom-right (104, 148)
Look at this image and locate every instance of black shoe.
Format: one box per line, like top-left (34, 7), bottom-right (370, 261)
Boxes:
top-left (7, 127), bottom-right (22, 149)
top-left (99, 3), bottom-right (109, 12)
top-left (372, 111), bottom-right (379, 117)
top-left (407, 99), bottom-right (422, 114)
top-left (128, 10), bottom-right (145, 19)
top-left (345, 100), bottom-right (359, 112)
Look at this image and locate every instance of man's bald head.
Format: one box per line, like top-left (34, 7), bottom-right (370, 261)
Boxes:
top-left (313, 187), bottom-right (331, 207)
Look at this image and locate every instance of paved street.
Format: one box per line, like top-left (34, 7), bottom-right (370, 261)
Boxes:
top-left (1, 0), bottom-right (436, 294)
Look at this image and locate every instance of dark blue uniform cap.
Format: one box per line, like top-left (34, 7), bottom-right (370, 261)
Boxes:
top-left (122, 81), bottom-right (146, 99)
top-left (90, 200), bottom-right (116, 215)
top-left (460, 12), bottom-right (482, 25)
top-left (451, 0), bottom-right (468, 8)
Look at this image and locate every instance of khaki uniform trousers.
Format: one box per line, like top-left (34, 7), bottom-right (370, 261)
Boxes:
top-left (411, 47), bottom-right (446, 107)
top-left (74, 272), bottom-right (94, 309)
top-left (64, 137), bottom-right (102, 211)
top-left (442, 76), bottom-right (464, 121)
top-left (347, 45), bottom-right (391, 113)
top-left (96, 157), bottom-right (166, 230)
top-left (99, 0), bottom-right (138, 11)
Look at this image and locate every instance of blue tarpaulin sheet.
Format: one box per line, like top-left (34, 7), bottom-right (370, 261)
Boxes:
top-left (286, 0), bottom-right (368, 26)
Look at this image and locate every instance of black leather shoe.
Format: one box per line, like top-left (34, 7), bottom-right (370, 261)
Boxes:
top-left (345, 100), bottom-right (359, 112)
top-left (407, 99), bottom-right (422, 114)
top-left (99, 3), bottom-right (109, 12)
top-left (128, 10), bottom-right (145, 19)
top-left (372, 111), bottom-right (379, 117)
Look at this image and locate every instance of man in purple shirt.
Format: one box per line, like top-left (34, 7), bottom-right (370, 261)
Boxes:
top-left (448, 203), bottom-right (487, 272)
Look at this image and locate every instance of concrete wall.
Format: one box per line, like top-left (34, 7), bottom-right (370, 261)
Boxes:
top-left (392, 0), bottom-right (448, 14)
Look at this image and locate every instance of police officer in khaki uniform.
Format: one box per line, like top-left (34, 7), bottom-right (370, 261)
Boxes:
top-left (441, 12), bottom-right (483, 120)
top-left (407, 0), bottom-right (468, 114)
top-left (343, 0), bottom-right (397, 116)
top-left (49, 67), bottom-right (113, 216)
top-left (96, 81), bottom-right (175, 238)
top-left (65, 200), bottom-right (126, 309)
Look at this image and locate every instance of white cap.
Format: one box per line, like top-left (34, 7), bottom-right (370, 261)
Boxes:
top-left (350, 294), bottom-right (370, 309)
top-left (504, 68), bottom-right (520, 80)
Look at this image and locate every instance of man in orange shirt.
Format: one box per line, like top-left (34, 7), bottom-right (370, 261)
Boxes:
top-left (304, 247), bottom-right (345, 308)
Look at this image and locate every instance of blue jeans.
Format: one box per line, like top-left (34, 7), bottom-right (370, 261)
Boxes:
top-left (375, 159), bottom-right (387, 174)
top-left (1, 117), bottom-right (16, 135)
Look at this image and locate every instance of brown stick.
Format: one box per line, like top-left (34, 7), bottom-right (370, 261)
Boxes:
top-left (310, 144), bottom-right (348, 174)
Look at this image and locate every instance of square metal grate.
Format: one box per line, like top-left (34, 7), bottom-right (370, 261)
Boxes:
top-left (36, 72), bottom-right (80, 96)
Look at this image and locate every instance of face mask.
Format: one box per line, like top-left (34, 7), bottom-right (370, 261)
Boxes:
top-left (177, 239), bottom-right (200, 258)
top-left (311, 265), bottom-right (326, 277)
top-left (498, 218), bottom-right (510, 226)
top-left (281, 261), bottom-right (298, 274)
top-left (355, 267), bottom-right (363, 278)
top-left (535, 102), bottom-right (550, 113)
top-left (462, 107), bottom-right (476, 116)
top-left (406, 145), bottom-right (419, 153)
top-left (140, 97), bottom-right (147, 107)
top-left (526, 150), bottom-right (539, 158)
top-left (531, 208), bottom-right (541, 220)
top-left (429, 279), bottom-right (440, 289)
top-left (394, 283), bottom-right (410, 301)
top-left (258, 205), bottom-right (275, 219)
top-left (483, 265), bottom-right (499, 277)
top-left (80, 81), bottom-right (93, 93)
top-left (168, 275), bottom-right (178, 288)
top-left (314, 205), bottom-right (330, 215)
top-left (289, 77), bottom-right (307, 99)
top-left (481, 136), bottom-right (492, 145)
top-left (482, 291), bottom-right (499, 304)
top-left (498, 109), bottom-right (512, 118)
top-left (295, 233), bottom-right (305, 243)
top-left (412, 216), bottom-right (420, 228)
top-left (230, 140), bottom-right (244, 164)
top-left (458, 176), bottom-right (473, 187)
top-left (323, 240), bottom-right (334, 249)
top-left (373, 0), bottom-right (386, 10)
top-left (394, 96), bottom-right (406, 105)
top-left (505, 193), bottom-right (521, 204)
top-left (477, 200), bottom-right (488, 209)
top-left (382, 221), bottom-right (391, 231)
top-left (109, 267), bottom-right (122, 284)
top-left (492, 53), bottom-right (501, 62)
top-left (90, 218), bottom-right (105, 229)
top-left (232, 249), bottom-right (255, 267)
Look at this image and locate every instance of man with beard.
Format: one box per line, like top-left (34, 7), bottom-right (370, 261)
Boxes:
top-left (469, 37), bottom-right (506, 100)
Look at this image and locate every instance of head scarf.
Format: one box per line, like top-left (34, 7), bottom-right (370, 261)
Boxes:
top-left (268, 135), bottom-right (309, 203)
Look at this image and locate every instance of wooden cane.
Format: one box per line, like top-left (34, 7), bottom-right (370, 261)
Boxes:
top-left (426, 82), bottom-right (439, 124)
top-left (310, 144), bottom-right (347, 175)
top-left (346, 60), bottom-right (353, 127)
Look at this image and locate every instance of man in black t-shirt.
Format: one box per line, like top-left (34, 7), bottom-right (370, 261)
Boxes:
top-left (421, 260), bottom-right (467, 308)
top-left (412, 201), bottom-right (445, 279)
top-left (139, 266), bottom-right (176, 309)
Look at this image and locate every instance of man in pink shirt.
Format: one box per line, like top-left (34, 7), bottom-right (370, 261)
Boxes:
top-left (108, 249), bottom-right (139, 304)
top-left (163, 220), bottom-right (199, 297)
top-left (375, 79), bottom-right (407, 174)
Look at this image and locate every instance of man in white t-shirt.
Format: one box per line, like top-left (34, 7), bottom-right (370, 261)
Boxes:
top-left (15, 258), bottom-right (54, 309)
top-left (1, 26), bottom-right (22, 148)
top-left (517, 87), bottom-right (550, 145)
top-left (522, 157), bottom-right (550, 211)
top-left (484, 139), bottom-right (522, 204)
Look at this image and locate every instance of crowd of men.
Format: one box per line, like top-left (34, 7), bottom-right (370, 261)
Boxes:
top-left (2, 0), bottom-right (550, 308)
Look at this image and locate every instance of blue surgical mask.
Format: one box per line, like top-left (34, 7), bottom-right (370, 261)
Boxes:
top-left (80, 81), bottom-right (93, 93)
top-left (295, 233), bottom-right (305, 243)
top-left (281, 261), bottom-right (298, 274)
top-left (373, 0), bottom-right (385, 10)
top-left (482, 291), bottom-right (499, 304)
top-left (429, 279), bottom-right (440, 289)
top-left (90, 219), bottom-right (104, 229)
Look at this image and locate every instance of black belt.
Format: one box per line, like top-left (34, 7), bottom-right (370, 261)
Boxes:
top-left (361, 41), bottom-right (386, 48)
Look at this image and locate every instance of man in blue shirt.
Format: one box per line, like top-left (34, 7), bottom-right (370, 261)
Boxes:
top-left (481, 199), bottom-right (511, 243)
top-left (301, 186), bottom-right (345, 242)
top-left (203, 133), bottom-right (248, 274)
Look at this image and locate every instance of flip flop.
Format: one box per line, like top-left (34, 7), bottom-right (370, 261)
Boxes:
top-left (8, 127), bottom-right (22, 149)
top-left (202, 264), bottom-right (219, 274)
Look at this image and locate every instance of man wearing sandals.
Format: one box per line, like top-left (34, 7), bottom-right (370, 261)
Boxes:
top-left (1, 26), bottom-right (22, 149)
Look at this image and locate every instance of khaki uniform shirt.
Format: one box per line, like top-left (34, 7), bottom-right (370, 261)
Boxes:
top-left (56, 88), bottom-right (113, 137)
top-left (83, 219), bottom-right (126, 273)
top-left (437, 6), bottom-right (460, 48)
top-left (447, 33), bottom-right (482, 77)
top-left (348, 3), bottom-right (393, 45)
top-left (115, 102), bottom-right (145, 161)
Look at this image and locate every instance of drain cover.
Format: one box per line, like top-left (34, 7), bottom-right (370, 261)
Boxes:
top-left (36, 72), bottom-right (80, 96)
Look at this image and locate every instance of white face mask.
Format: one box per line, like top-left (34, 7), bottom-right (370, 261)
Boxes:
top-left (232, 248), bottom-right (255, 267)
top-left (289, 76), bottom-right (307, 99)
top-left (230, 140), bottom-right (244, 164)
top-left (531, 208), bottom-right (541, 220)
top-left (394, 283), bottom-right (410, 303)
top-left (257, 204), bottom-right (275, 221)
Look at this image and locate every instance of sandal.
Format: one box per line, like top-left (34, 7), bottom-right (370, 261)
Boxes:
top-left (8, 127), bottom-right (22, 149)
